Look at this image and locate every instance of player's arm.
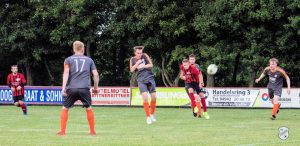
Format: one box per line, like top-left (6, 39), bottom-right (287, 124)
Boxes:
top-left (179, 70), bottom-right (186, 80)
top-left (277, 67), bottom-right (291, 94)
top-left (199, 71), bottom-right (205, 87)
top-left (62, 63), bottom-right (70, 96)
top-left (7, 75), bottom-right (12, 88)
top-left (92, 69), bottom-right (99, 92)
top-left (143, 53), bottom-right (153, 68)
top-left (255, 67), bottom-right (269, 83)
top-left (16, 74), bottom-right (26, 91)
top-left (129, 57), bottom-right (139, 72)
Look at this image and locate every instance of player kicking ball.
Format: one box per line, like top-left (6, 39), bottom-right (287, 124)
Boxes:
top-left (7, 65), bottom-right (27, 115)
top-left (188, 54), bottom-right (210, 119)
top-left (57, 41), bottom-right (100, 135)
top-left (255, 58), bottom-right (291, 120)
top-left (129, 46), bottom-right (157, 125)
top-left (180, 59), bottom-right (207, 119)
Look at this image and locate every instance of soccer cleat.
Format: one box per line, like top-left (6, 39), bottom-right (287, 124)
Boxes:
top-left (203, 112), bottom-right (210, 119)
top-left (57, 131), bottom-right (66, 136)
top-left (193, 112), bottom-right (197, 117)
top-left (270, 115), bottom-right (276, 120)
top-left (150, 115), bottom-right (156, 122)
top-left (146, 117), bottom-right (152, 125)
top-left (192, 107), bottom-right (197, 117)
top-left (89, 131), bottom-right (96, 135)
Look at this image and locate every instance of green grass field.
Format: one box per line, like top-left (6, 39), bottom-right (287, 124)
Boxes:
top-left (0, 106), bottom-right (299, 146)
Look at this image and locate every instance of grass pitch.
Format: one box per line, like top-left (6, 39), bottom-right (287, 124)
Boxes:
top-left (0, 106), bottom-right (299, 146)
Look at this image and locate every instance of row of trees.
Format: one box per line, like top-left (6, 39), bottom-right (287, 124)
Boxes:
top-left (0, 0), bottom-right (299, 87)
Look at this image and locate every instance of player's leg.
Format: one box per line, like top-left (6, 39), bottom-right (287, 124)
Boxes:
top-left (198, 90), bottom-right (209, 119)
top-left (194, 94), bottom-right (202, 118)
top-left (185, 86), bottom-right (197, 117)
top-left (271, 89), bottom-right (282, 120)
top-left (18, 98), bottom-right (27, 115)
top-left (57, 89), bottom-right (77, 135)
top-left (79, 88), bottom-right (96, 135)
top-left (138, 82), bottom-right (152, 124)
top-left (148, 79), bottom-right (157, 122)
top-left (186, 83), bottom-right (197, 117)
top-left (192, 83), bottom-right (202, 118)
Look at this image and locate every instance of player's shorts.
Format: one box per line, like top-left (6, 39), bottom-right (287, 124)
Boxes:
top-left (63, 88), bottom-right (92, 108)
top-left (185, 82), bottom-right (204, 94)
top-left (138, 78), bottom-right (156, 94)
top-left (268, 88), bottom-right (282, 99)
top-left (13, 96), bottom-right (24, 103)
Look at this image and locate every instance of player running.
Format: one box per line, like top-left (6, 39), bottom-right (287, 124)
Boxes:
top-left (180, 59), bottom-right (207, 118)
top-left (7, 65), bottom-right (27, 115)
top-left (255, 58), bottom-right (291, 120)
top-left (57, 41), bottom-right (100, 135)
top-left (129, 46), bottom-right (157, 125)
top-left (188, 54), bottom-right (210, 119)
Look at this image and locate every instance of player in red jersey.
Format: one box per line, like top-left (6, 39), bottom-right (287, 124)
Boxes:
top-left (7, 65), bottom-right (27, 115)
top-left (180, 59), bottom-right (205, 118)
top-left (188, 54), bottom-right (210, 119)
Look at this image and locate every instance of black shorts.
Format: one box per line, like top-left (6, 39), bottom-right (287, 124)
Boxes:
top-left (63, 88), bottom-right (92, 108)
top-left (185, 82), bottom-right (204, 94)
top-left (13, 96), bottom-right (24, 103)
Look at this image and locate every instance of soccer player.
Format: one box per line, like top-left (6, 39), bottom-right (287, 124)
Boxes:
top-left (7, 65), bottom-right (27, 115)
top-left (180, 59), bottom-right (206, 118)
top-left (57, 41), bottom-right (100, 135)
top-left (129, 46), bottom-right (157, 125)
top-left (188, 54), bottom-right (210, 119)
top-left (255, 58), bottom-right (291, 120)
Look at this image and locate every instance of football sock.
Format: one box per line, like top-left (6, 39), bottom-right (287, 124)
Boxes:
top-left (272, 103), bottom-right (280, 116)
top-left (189, 93), bottom-right (196, 110)
top-left (150, 100), bottom-right (156, 115)
top-left (196, 101), bottom-right (202, 117)
top-left (143, 102), bottom-right (150, 117)
top-left (60, 108), bottom-right (68, 133)
top-left (86, 109), bottom-right (95, 133)
top-left (20, 103), bottom-right (27, 114)
top-left (201, 98), bottom-right (207, 112)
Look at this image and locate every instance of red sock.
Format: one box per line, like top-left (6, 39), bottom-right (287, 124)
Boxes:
top-left (150, 101), bottom-right (156, 115)
top-left (20, 103), bottom-right (27, 114)
top-left (143, 102), bottom-right (150, 117)
top-left (86, 109), bottom-right (95, 133)
top-left (60, 109), bottom-right (68, 133)
top-left (189, 93), bottom-right (196, 110)
top-left (201, 98), bottom-right (207, 112)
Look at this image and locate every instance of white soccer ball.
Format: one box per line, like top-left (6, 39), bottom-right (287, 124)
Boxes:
top-left (207, 64), bottom-right (218, 75)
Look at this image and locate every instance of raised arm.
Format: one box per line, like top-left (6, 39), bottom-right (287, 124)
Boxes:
top-left (129, 57), bottom-right (139, 72)
top-left (255, 67), bottom-right (269, 83)
top-left (143, 53), bottom-right (153, 68)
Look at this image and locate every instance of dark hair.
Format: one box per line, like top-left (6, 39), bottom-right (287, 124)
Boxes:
top-left (182, 59), bottom-right (189, 63)
top-left (133, 46), bottom-right (144, 52)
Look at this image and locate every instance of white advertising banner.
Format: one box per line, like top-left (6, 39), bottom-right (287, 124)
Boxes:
top-left (205, 88), bottom-right (259, 107)
top-left (75, 87), bottom-right (131, 106)
top-left (253, 89), bottom-right (300, 108)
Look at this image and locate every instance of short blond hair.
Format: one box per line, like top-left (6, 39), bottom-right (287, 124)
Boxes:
top-left (269, 58), bottom-right (278, 64)
top-left (73, 41), bottom-right (84, 52)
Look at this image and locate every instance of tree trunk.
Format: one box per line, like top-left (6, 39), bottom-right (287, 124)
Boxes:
top-left (161, 56), bottom-right (173, 86)
top-left (206, 75), bottom-right (214, 87)
top-left (25, 65), bottom-right (33, 85)
top-left (232, 52), bottom-right (240, 86)
top-left (44, 60), bottom-right (55, 85)
top-left (249, 69), bottom-right (256, 87)
top-left (86, 41), bottom-right (91, 57)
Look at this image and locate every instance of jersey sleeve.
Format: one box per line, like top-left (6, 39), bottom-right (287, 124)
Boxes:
top-left (179, 64), bottom-right (184, 72)
top-left (192, 66), bottom-right (200, 76)
top-left (20, 74), bottom-right (26, 86)
top-left (90, 59), bottom-right (97, 70)
top-left (64, 58), bottom-right (70, 65)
